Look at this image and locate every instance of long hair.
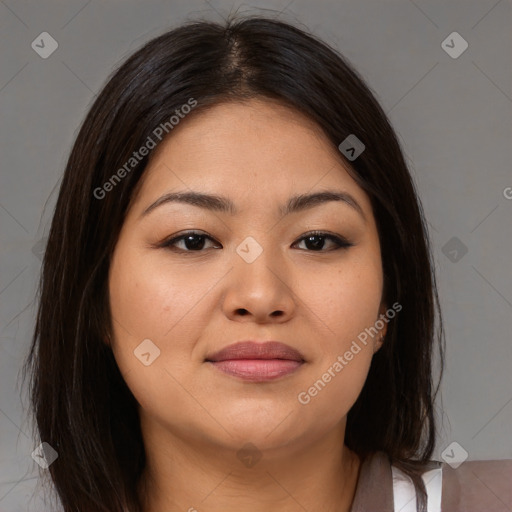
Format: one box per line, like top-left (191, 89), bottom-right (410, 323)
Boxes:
top-left (22, 15), bottom-right (444, 512)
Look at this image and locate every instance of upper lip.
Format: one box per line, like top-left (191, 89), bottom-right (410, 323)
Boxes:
top-left (206, 341), bottom-right (305, 362)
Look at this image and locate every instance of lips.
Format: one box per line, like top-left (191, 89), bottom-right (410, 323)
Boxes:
top-left (205, 341), bottom-right (304, 362)
top-left (205, 341), bottom-right (305, 382)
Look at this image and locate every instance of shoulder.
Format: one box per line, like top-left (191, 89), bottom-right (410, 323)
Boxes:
top-left (441, 458), bottom-right (512, 511)
top-left (352, 451), bottom-right (512, 512)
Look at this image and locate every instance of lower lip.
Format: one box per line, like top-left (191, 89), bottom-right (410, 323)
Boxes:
top-left (208, 359), bottom-right (303, 381)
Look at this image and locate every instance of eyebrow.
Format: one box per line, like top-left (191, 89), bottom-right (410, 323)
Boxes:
top-left (141, 190), bottom-right (366, 222)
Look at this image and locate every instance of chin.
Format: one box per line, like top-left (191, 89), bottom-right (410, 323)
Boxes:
top-left (220, 411), bottom-right (301, 444)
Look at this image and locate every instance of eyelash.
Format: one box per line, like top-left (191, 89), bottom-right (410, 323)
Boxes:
top-left (158, 230), bottom-right (354, 253)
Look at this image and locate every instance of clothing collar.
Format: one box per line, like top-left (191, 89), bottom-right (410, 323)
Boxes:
top-left (350, 451), bottom-right (394, 511)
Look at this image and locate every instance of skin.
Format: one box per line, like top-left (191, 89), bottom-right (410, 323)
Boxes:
top-left (108, 98), bottom-right (387, 512)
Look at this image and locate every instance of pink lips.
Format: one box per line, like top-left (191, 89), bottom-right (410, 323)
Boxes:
top-left (205, 341), bottom-right (305, 382)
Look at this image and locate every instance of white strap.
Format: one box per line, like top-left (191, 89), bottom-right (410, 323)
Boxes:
top-left (391, 465), bottom-right (443, 512)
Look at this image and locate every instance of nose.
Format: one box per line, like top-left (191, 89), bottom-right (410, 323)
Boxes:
top-left (221, 242), bottom-right (296, 324)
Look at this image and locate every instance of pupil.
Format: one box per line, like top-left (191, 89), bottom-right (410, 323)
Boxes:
top-left (185, 235), bottom-right (205, 250)
top-left (307, 235), bottom-right (324, 250)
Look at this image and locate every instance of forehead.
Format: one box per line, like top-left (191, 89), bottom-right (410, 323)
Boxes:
top-left (148, 98), bottom-right (338, 172)
top-left (129, 98), bottom-right (373, 218)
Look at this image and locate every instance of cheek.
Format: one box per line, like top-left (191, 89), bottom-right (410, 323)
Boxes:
top-left (108, 246), bottom-right (209, 414)
top-left (109, 246), bottom-right (208, 340)
top-left (300, 256), bottom-right (383, 348)
top-left (293, 254), bottom-right (382, 409)
top-left (107, 244), bottom-right (228, 391)
top-left (296, 319), bottom-right (375, 427)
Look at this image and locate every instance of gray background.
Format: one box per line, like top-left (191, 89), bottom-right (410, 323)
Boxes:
top-left (0, 0), bottom-right (511, 510)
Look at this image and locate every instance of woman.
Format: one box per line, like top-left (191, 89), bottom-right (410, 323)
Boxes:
top-left (23, 15), bottom-right (510, 512)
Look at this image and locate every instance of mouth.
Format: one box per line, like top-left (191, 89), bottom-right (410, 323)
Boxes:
top-left (205, 341), bottom-right (305, 382)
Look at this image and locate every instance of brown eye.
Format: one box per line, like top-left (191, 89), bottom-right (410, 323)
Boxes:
top-left (160, 231), bottom-right (220, 252)
top-left (293, 231), bottom-right (353, 252)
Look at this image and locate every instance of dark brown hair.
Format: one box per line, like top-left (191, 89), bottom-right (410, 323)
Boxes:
top-left (22, 14), bottom-right (444, 512)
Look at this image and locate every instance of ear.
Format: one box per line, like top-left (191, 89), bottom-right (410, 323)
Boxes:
top-left (102, 333), bottom-right (112, 347)
top-left (373, 303), bottom-right (388, 353)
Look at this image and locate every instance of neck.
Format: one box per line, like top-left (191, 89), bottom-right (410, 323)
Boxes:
top-left (138, 418), bottom-right (361, 512)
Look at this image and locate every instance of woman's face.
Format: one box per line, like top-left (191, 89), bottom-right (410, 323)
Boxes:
top-left (108, 98), bottom-right (386, 455)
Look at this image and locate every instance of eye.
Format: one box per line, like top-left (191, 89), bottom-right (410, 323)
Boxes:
top-left (160, 231), bottom-right (220, 252)
top-left (293, 231), bottom-right (353, 252)
top-left (159, 230), bottom-right (353, 253)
